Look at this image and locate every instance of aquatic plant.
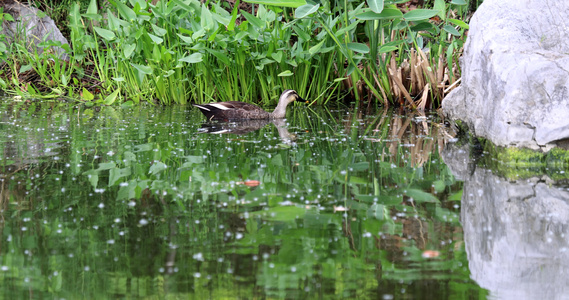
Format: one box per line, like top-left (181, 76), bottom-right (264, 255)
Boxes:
top-left (0, 0), bottom-right (473, 109)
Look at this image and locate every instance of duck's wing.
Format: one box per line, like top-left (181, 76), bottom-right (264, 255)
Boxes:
top-left (193, 101), bottom-right (269, 121)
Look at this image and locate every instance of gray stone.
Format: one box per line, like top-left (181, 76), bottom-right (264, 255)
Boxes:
top-left (442, 143), bottom-right (569, 299)
top-left (442, 0), bottom-right (569, 151)
top-left (2, 1), bottom-right (69, 60)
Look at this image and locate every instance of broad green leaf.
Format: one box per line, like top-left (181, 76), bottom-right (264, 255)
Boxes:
top-left (434, 0), bottom-right (446, 20)
top-left (308, 39), bottom-right (326, 55)
top-left (123, 43), bottom-right (136, 58)
top-left (147, 33), bottom-right (163, 44)
top-left (132, 0), bottom-right (148, 10)
top-left (448, 18), bottom-right (469, 29)
top-left (347, 42), bottom-right (369, 54)
top-left (278, 70), bottom-right (293, 77)
top-left (87, 0), bottom-right (98, 14)
top-left (371, 204), bottom-right (386, 220)
top-left (410, 21), bottom-right (436, 32)
top-left (448, 189), bottom-right (463, 201)
top-left (378, 45), bottom-right (398, 53)
top-left (368, 0), bottom-right (383, 14)
top-left (249, 206), bottom-right (306, 221)
top-left (432, 180), bottom-right (446, 193)
top-left (104, 88), bottom-right (121, 105)
top-left (172, 0), bottom-right (195, 12)
top-left (243, 0), bottom-right (306, 8)
top-left (356, 8), bottom-right (402, 20)
top-left (87, 173), bottom-right (98, 188)
top-left (405, 189), bottom-right (439, 203)
top-left (19, 64), bottom-right (32, 73)
top-left (228, 0), bottom-right (240, 31)
top-left (121, 100), bottom-right (134, 108)
top-left (271, 51), bottom-right (283, 63)
top-left (443, 24), bottom-right (461, 36)
top-left (179, 53), bottom-right (203, 63)
top-left (293, 25), bottom-right (311, 41)
top-left (151, 24), bottom-right (167, 36)
top-left (149, 161), bottom-right (167, 175)
top-left (335, 21), bottom-right (359, 37)
top-left (200, 4), bottom-right (214, 30)
top-left (111, 0), bottom-right (136, 21)
top-left (130, 63), bottom-right (153, 74)
top-left (81, 13), bottom-right (102, 21)
top-left (205, 49), bottom-right (230, 65)
top-left (349, 161), bottom-right (369, 171)
top-left (93, 26), bottom-right (116, 40)
top-left (69, 3), bottom-right (81, 29)
top-left (295, 4), bottom-right (319, 18)
top-left (451, 0), bottom-right (467, 5)
top-left (241, 11), bottom-right (264, 28)
top-left (403, 9), bottom-right (439, 22)
top-left (96, 162), bottom-right (116, 171)
top-left (109, 167), bottom-right (130, 186)
top-left (106, 8), bottom-right (126, 30)
top-left (82, 88), bottom-right (94, 101)
top-left (177, 34), bottom-right (193, 44)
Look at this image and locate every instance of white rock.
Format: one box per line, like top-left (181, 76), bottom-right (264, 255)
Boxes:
top-left (443, 0), bottom-right (569, 150)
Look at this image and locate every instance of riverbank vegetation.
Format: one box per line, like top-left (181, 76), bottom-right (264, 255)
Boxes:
top-left (0, 0), bottom-right (479, 108)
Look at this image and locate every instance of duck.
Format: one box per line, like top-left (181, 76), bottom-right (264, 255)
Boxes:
top-left (192, 89), bottom-right (308, 121)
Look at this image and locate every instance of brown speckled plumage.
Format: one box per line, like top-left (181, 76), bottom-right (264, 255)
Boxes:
top-left (193, 90), bottom-right (307, 121)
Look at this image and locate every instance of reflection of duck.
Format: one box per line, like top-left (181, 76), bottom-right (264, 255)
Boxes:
top-left (192, 90), bottom-right (307, 121)
top-left (198, 119), bottom-right (296, 143)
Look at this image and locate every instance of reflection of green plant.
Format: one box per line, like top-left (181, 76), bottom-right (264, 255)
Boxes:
top-left (0, 102), bottom-right (482, 298)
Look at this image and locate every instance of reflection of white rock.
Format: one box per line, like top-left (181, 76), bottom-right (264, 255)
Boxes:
top-left (442, 143), bottom-right (569, 299)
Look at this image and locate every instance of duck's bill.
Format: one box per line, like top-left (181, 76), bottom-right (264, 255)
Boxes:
top-left (296, 97), bottom-right (309, 103)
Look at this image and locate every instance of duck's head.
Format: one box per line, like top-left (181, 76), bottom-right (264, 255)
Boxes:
top-left (280, 89), bottom-right (308, 105)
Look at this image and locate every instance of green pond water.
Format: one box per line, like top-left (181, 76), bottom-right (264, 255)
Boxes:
top-left (0, 99), bottom-right (487, 299)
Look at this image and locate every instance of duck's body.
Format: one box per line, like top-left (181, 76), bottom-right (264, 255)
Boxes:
top-left (192, 89), bottom-right (307, 121)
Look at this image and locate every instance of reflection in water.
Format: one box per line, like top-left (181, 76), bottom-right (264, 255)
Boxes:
top-left (198, 118), bottom-right (295, 143)
top-left (443, 143), bottom-right (569, 300)
top-left (0, 100), bottom-right (484, 299)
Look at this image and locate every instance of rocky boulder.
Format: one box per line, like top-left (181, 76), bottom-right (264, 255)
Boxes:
top-left (2, 0), bottom-right (69, 60)
top-left (442, 0), bottom-right (569, 151)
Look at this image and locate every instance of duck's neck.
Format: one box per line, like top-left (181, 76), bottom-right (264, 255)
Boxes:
top-left (269, 102), bottom-right (289, 119)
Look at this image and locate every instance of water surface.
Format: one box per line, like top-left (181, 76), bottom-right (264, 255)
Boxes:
top-left (0, 99), bottom-right (485, 299)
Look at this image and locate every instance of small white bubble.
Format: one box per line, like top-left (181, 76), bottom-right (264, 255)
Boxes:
top-left (193, 253), bottom-right (204, 261)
